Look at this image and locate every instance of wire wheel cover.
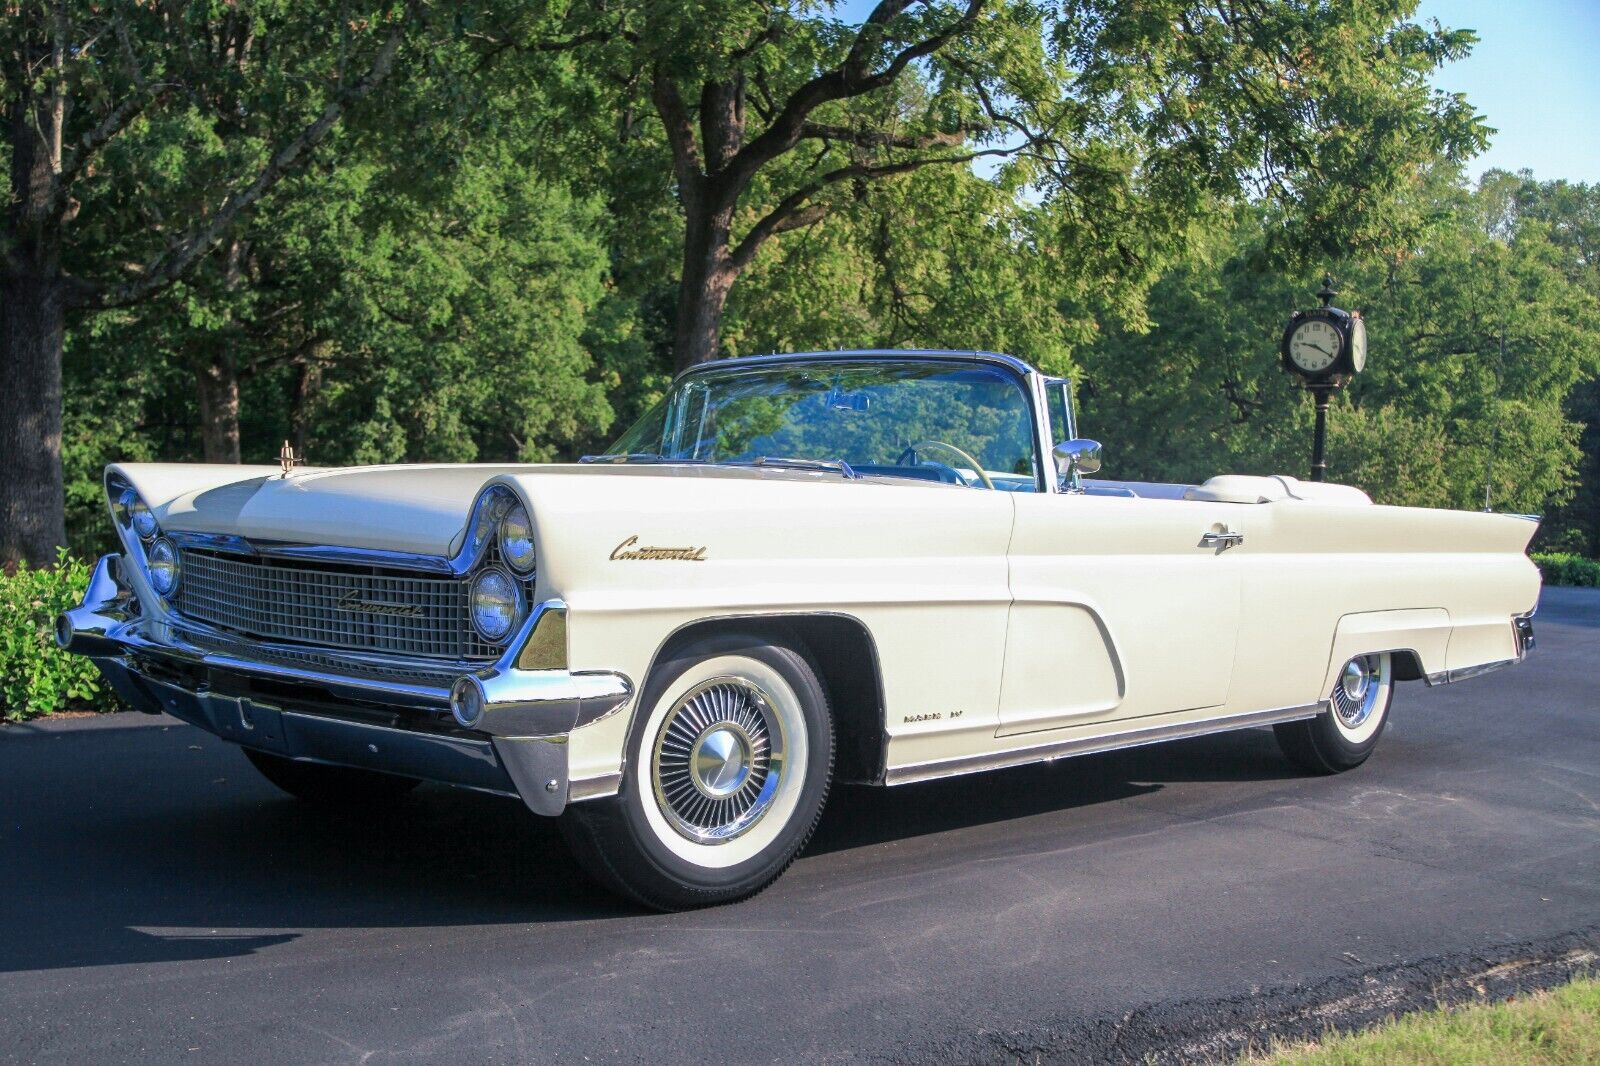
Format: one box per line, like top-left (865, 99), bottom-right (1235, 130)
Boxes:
top-left (1333, 655), bottom-right (1384, 729)
top-left (652, 678), bottom-right (786, 844)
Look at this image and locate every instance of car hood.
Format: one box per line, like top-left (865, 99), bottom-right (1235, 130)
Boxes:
top-left (109, 461), bottom-right (932, 557)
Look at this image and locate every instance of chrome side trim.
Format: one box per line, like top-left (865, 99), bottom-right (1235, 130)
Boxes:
top-left (1424, 659), bottom-right (1519, 686)
top-left (883, 702), bottom-right (1326, 786)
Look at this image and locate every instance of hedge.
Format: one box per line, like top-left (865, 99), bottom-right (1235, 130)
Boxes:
top-left (1533, 552), bottom-right (1600, 588)
top-left (1, 552), bottom-right (122, 721)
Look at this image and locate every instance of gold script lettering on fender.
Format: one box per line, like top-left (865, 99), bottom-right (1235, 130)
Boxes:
top-left (609, 535), bottom-right (708, 562)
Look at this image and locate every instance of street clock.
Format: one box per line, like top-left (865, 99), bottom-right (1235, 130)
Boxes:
top-left (1280, 276), bottom-right (1366, 480)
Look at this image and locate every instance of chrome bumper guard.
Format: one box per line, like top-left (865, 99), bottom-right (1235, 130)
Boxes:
top-left (57, 555), bottom-right (632, 816)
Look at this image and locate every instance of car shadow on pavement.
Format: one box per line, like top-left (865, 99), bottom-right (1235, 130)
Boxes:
top-left (0, 722), bottom-right (631, 974)
top-left (1, 719), bottom-right (1298, 973)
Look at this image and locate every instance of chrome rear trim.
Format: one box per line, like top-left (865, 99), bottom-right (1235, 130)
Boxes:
top-left (884, 702), bottom-right (1326, 786)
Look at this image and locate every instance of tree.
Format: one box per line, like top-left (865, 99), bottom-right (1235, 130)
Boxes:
top-left (1076, 171), bottom-right (1600, 515)
top-left (489, 0), bottom-right (1485, 373)
top-left (1, 1), bottom-right (418, 566)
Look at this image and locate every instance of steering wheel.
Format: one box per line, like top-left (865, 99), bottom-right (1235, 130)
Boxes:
top-left (895, 440), bottom-right (996, 490)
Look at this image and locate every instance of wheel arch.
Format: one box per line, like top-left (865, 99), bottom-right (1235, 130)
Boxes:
top-left (638, 612), bottom-right (888, 786)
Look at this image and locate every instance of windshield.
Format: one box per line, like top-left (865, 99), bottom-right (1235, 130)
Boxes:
top-left (602, 359), bottom-right (1041, 491)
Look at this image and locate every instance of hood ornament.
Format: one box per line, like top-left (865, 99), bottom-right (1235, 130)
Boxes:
top-left (278, 439), bottom-right (302, 478)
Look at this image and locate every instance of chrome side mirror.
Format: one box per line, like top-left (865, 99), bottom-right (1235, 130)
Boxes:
top-left (1053, 439), bottom-right (1103, 481)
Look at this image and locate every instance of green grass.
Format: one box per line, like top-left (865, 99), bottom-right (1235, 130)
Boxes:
top-left (1248, 976), bottom-right (1600, 1064)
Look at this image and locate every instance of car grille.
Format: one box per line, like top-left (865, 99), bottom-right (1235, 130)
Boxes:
top-left (173, 549), bottom-right (503, 661)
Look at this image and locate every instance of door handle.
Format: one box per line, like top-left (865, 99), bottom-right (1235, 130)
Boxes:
top-left (1200, 529), bottom-right (1244, 549)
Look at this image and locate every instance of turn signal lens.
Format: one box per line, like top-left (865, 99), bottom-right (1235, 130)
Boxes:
top-left (498, 504), bottom-right (536, 573)
top-left (450, 676), bottom-right (486, 729)
top-left (147, 537), bottom-right (180, 596)
top-left (470, 567), bottom-right (521, 643)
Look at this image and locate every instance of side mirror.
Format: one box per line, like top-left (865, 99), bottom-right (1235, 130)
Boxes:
top-left (1053, 439), bottom-right (1103, 480)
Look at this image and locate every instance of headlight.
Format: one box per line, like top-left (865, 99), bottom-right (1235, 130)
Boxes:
top-left (127, 493), bottom-right (158, 540)
top-left (147, 537), bottom-right (180, 596)
top-left (498, 503), bottom-right (536, 573)
top-left (470, 567), bottom-right (522, 643)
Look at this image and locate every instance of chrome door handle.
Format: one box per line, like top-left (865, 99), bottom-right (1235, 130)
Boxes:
top-left (1200, 530), bottom-right (1244, 548)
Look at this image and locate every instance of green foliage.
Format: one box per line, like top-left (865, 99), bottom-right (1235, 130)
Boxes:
top-left (1077, 171), bottom-right (1600, 515)
top-left (1, 553), bottom-right (121, 721)
top-left (1533, 554), bottom-right (1600, 589)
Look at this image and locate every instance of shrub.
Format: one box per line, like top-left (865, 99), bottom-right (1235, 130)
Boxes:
top-left (1, 552), bottom-right (123, 721)
top-left (1533, 552), bottom-right (1600, 588)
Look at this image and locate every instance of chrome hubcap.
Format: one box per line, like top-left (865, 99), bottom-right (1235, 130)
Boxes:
top-left (653, 678), bottom-right (785, 844)
top-left (1333, 655), bottom-right (1382, 729)
top-left (691, 726), bottom-right (753, 797)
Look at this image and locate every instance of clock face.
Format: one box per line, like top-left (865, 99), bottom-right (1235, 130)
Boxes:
top-left (1350, 317), bottom-right (1367, 372)
top-left (1288, 318), bottom-right (1342, 374)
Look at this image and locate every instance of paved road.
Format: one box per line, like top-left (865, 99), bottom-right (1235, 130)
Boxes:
top-left (3, 589), bottom-right (1596, 1064)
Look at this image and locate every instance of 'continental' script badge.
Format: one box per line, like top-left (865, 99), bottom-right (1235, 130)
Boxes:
top-left (610, 535), bottom-right (708, 562)
top-left (337, 589), bottom-right (424, 617)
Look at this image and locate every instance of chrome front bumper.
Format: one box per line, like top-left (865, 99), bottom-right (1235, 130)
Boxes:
top-left (58, 555), bottom-right (632, 816)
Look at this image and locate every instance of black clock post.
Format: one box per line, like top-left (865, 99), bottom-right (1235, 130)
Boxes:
top-left (1280, 276), bottom-right (1366, 482)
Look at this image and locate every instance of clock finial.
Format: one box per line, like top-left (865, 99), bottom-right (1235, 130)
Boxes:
top-left (1317, 273), bottom-right (1337, 308)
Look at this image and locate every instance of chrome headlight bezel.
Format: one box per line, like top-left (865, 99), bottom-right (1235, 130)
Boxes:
top-left (497, 503), bottom-right (536, 574)
top-left (469, 565), bottom-right (524, 644)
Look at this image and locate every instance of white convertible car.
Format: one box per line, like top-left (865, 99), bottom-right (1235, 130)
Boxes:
top-left (60, 350), bottom-right (1539, 909)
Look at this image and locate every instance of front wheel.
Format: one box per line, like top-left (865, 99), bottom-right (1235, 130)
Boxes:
top-left (558, 635), bottom-right (834, 911)
top-left (1274, 652), bottom-right (1394, 774)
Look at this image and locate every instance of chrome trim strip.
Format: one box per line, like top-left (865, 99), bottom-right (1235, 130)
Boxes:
top-left (680, 348), bottom-right (1043, 380)
top-left (883, 702), bottom-right (1327, 786)
top-left (1424, 659), bottom-right (1519, 686)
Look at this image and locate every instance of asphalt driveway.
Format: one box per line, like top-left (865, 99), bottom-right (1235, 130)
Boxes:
top-left (2, 588), bottom-right (1596, 1063)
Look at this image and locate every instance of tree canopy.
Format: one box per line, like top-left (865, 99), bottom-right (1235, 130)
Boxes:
top-left (3, 0), bottom-right (1597, 564)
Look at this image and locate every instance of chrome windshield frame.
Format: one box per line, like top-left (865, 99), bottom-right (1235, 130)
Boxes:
top-left (670, 349), bottom-right (1058, 494)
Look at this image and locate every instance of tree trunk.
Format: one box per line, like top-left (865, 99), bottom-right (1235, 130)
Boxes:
top-left (1, 68), bottom-right (68, 567)
top-left (672, 200), bottom-right (737, 372)
top-left (0, 273), bottom-right (68, 566)
top-left (195, 355), bottom-right (242, 464)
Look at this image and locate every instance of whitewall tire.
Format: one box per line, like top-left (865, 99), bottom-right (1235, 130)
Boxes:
top-left (558, 633), bottom-right (834, 910)
top-left (1274, 652), bottom-right (1394, 774)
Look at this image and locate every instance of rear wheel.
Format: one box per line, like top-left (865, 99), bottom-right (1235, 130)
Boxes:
top-left (1274, 652), bottom-right (1394, 774)
top-left (241, 748), bottom-right (420, 804)
top-left (559, 634), bottom-right (834, 911)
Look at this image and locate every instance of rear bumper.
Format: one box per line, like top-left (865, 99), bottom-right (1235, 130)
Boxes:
top-left (58, 554), bottom-right (631, 816)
